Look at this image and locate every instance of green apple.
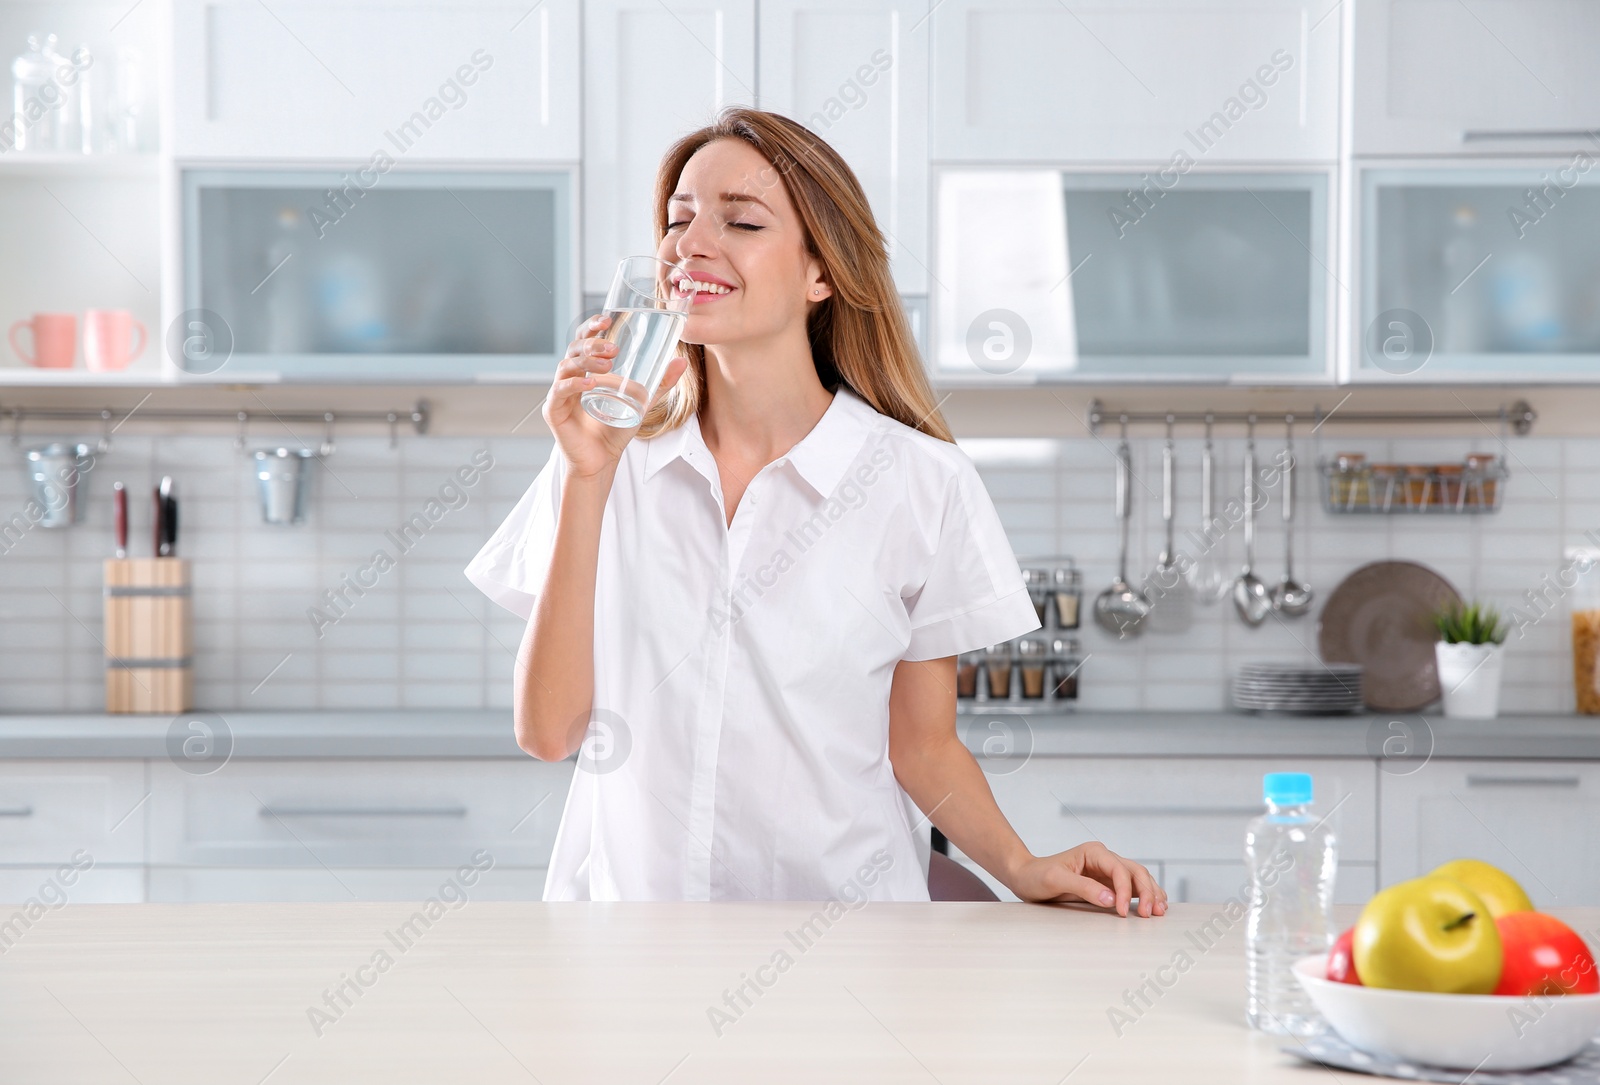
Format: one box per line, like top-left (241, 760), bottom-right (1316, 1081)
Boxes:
top-left (1353, 875), bottom-right (1504, 994)
top-left (1429, 858), bottom-right (1534, 918)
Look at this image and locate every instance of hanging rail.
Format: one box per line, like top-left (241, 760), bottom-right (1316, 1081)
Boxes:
top-left (2, 401), bottom-right (430, 444)
top-left (1086, 398), bottom-right (1536, 436)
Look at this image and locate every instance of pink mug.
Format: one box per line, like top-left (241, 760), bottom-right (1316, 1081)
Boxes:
top-left (9, 312), bottom-right (77, 369)
top-left (83, 309), bottom-right (147, 372)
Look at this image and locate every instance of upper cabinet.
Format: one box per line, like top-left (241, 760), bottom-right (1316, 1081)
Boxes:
top-left (582, 0), bottom-right (757, 295)
top-left (1352, 0), bottom-right (1600, 158)
top-left (757, 0), bottom-right (930, 294)
top-left (169, 0), bottom-right (580, 160)
top-left (928, 0), bottom-right (1340, 164)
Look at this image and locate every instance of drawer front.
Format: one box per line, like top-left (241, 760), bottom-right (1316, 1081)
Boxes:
top-left (1163, 861), bottom-right (1377, 907)
top-left (149, 759), bottom-right (572, 868)
top-left (983, 757), bottom-right (1377, 865)
top-left (0, 865), bottom-right (145, 906)
top-left (1379, 760), bottom-right (1600, 906)
top-left (0, 762), bottom-right (147, 865)
top-left (148, 865), bottom-right (548, 903)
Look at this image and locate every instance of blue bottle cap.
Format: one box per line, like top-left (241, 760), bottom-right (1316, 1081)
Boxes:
top-left (1263, 772), bottom-right (1313, 805)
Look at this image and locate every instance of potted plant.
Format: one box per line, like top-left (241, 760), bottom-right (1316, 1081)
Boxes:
top-left (1432, 602), bottom-right (1509, 719)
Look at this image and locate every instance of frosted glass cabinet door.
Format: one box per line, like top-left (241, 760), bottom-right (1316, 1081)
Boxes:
top-left (759, 0), bottom-right (929, 294)
top-left (181, 169), bottom-right (575, 379)
top-left (930, 0), bottom-right (1339, 163)
top-left (1357, 166), bottom-right (1600, 380)
top-left (1352, 0), bottom-right (1600, 157)
top-left (583, 0), bottom-right (757, 295)
top-left (170, 0), bottom-right (580, 159)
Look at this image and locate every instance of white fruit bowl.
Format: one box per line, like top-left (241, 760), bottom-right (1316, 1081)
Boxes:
top-left (1293, 954), bottom-right (1600, 1072)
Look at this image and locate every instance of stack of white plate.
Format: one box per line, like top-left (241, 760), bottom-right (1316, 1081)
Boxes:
top-left (1232, 662), bottom-right (1364, 714)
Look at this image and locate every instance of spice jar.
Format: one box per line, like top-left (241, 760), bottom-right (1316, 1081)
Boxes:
top-left (983, 641), bottom-right (1015, 700)
top-left (1465, 453), bottom-right (1500, 508)
top-left (1049, 637), bottom-right (1082, 703)
top-left (1574, 571), bottom-right (1600, 715)
top-left (1017, 637), bottom-right (1048, 699)
top-left (1434, 464), bottom-right (1464, 509)
top-left (1052, 562), bottom-right (1082, 629)
top-left (1401, 465), bottom-right (1432, 510)
top-left (1333, 453), bottom-right (1369, 509)
top-left (1021, 567), bottom-right (1050, 626)
top-left (956, 650), bottom-right (982, 699)
top-left (1368, 464), bottom-right (1399, 512)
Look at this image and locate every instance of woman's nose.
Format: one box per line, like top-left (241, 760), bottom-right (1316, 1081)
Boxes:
top-left (672, 215), bottom-right (721, 262)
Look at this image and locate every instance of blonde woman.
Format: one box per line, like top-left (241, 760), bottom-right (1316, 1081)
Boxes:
top-left (467, 108), bottom-right (1165, 916)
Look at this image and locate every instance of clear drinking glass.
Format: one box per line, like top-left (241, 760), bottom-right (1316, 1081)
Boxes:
top-left (581, 256), bottom-right (694, 428)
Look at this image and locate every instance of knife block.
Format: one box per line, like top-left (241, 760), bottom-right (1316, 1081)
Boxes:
top-left (103, 558), bottom-right (193, 714)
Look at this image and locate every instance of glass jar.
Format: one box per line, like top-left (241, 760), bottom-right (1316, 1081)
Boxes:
top-left (1574, 571), bottom-right (1600, 715)
top-left (1021, 567), bottom-right (1050, 626)
top-left (1434, 464), bottom-right (1464, 509)
top-left (1049, 637), bottom-right (1082, 702)
top-left (1368, 464), bottom-right (1399, 512)
top-left (956, 650), bottom-right (982, 699)
top-left (1052, 562), bottom-right (1082, 629)
top-left (983, 642), bottom-right (1015, 700)
top-left (1017, 638), bottom-right (1048, 699)
top-left (1464, 453), bottom-right (1499, 508)
top-left (1333, 453), bottom-right (1368, 509)
top-left (1401, 465), bottom-right (1432, 510)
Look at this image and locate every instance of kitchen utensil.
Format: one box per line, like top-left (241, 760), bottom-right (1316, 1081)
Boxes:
top-left (83, 310), bottom-right (148, 372)
top-left (151, 482), bottom-right (163, 556)
top-left (9, 312), bottom-right (76, 368)
top-left (112, 481), bottom-right (126, 557)
top-left (159, 476), bottom-right (176, 557)
top-left (1232, 417), bottom-right (1272, 627)
top-left (1318, 560), bottom-right (1462, 711)
top-left (103, 555), bottom-right (193, 713)
top-left (1144, 417), bottom-right (1192, 633)
top-left (24, 442), bottom-right (89, 527)
top-left (253, 448), bottom-right (312, 524)
top-left (1271, 417), bottom-right (1313, 617)
top-left (1094, 422), bottom-right (1152, 638)
top-left (1292, 955), bottom-right (1600, 1073)
top-left (1187, 414), bottom-right (1230, 604)
top-left (580, 256), bottom-right (694, 429)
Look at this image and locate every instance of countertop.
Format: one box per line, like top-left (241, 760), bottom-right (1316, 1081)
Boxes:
top-left (0, 709), bottom-right (1595, 760)
top-left (12, 899), bottom-right (1569, 1084)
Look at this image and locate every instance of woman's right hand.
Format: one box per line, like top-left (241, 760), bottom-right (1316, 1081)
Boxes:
top-left (544, 313), bottom-right (689, 480)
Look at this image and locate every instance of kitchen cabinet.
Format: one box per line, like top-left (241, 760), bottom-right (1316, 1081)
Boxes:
top-left (1351, 0), bottom-right (1600, 158)
top-left (1378, 760), bottom-right (1600, 906)
top-left (933, 169), bottom-right (1333, 381)
top-left (971, 756), bottom-right (1376, 903)
top-left (177, 167), bottom-right (576, 379)
top-left (1353, 163), bottom-right (1600, 381)
top-left (169, 0), bottom-right (580, 160)
top-left (0, 761), bottom-right (146, 866)
top-left (147, 759), bottom-right (570, 871)
top-left (928, 0), bottom-right (1339, 164)
top-left (582, 0), bottom-right (757, 295)
top-left (758, 0), bottom-right (929, 294)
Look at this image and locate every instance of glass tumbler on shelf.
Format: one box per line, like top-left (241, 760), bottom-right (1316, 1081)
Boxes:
top-left (580, 256), bottom-right (695, 429)
top-left (983, 642), bottom-right (1015, 700)
top-left (1017, 637), bottom-right (1048, 699)
top-left (956, 650), bottom-right (982, 699)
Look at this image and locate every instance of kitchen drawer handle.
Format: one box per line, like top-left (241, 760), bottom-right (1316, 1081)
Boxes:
top-left (259, 806), bottom-right (468, 819)
top-left (1464, 775), bottom-right (1580, 789)
top-left (1462, 129), bottom-right (1600, 142)
top-left (1063, 804), bottom-right (1265, 817)
top-left (0, 806), bottom-right (34, 818)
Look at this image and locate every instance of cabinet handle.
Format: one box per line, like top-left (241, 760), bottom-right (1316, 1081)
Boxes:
top-left (1464, 775), bottom-right (1580, 789)
top-left (0, 806), bottom-right (34, 818)
top-left (1461, 129), bottom-right (1600, 142)
top-left (1062, 804), bottom-right (1265, 817)
top-left (259, 806), bottom-right (468, 818)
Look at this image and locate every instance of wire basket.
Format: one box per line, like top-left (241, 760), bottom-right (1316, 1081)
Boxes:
top-left (1320, 457), bottom-right (1507, 514)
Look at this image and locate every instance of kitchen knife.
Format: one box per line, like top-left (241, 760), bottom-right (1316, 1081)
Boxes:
top-left (112, 482), bottom-right (127, 558)
top-left (157, 477), bottom-right (174, 557)
top-left (164, 489), bottom-right (178, 557)
top-left (152, 484), bottom-right (163, 557)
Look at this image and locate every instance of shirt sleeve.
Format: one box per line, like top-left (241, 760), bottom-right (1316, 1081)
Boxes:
top-left (464, 442), bottom-right (565, 621)
top-left (901, 454), bottom-right (1041, 661)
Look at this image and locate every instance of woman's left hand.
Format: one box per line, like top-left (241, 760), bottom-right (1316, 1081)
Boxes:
top-left (1008, 841), bottom-right (1168, 917)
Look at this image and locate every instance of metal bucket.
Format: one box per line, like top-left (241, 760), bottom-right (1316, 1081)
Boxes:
top-left (252, 448), bottom-right (312, 524)
top-left (25, 443), bottom-right (91, 528)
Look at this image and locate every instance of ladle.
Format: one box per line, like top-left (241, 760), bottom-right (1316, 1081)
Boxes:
top-left (1232, 416), bottom-right (1273, 626)
top-left (1094, 420), bottom-right (1153, 638)
top-left (1271, 415), bottom-right (1314, 617)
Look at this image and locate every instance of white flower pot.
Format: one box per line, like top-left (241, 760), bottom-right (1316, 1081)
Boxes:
top-left (1435, 642), bottom-right (1505, 719)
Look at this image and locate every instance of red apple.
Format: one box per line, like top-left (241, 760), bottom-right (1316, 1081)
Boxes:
top-left (1327, 926), bottom-right (1362, 985)
top-left (1493, 912), bottom-right (1599, 997)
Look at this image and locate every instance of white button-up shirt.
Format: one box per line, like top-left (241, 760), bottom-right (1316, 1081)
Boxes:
top-left (465, 386), bottom-right (1039, 901)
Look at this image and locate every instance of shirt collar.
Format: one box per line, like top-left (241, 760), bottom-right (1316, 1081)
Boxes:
top-left (642, 385), bottom-right (877, 500)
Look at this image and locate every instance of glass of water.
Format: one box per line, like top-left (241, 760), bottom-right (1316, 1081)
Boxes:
top-left (580, 256), bottom-right (695, 428)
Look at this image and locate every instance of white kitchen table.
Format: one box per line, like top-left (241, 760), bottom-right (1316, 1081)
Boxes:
top-left (3, 901), bottom-right (1594, 1083)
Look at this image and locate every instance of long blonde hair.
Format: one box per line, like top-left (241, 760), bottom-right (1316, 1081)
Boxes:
top-left (637, 107), bottom-right (952, 444)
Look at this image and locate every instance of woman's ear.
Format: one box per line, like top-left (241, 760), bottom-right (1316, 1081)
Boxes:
top-left (807, 277), bottom-right (832, 302)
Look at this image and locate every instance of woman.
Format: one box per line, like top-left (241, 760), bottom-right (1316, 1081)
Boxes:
top-left (466, 108), bottom-right (1165, 916)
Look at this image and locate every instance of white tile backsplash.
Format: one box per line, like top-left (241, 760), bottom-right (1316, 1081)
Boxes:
top-left (1, 430), bottom-right (1594, 714)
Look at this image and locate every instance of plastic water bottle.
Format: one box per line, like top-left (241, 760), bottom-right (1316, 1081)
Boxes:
top-left (1245, 771), bottom-right (1337, 1035)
